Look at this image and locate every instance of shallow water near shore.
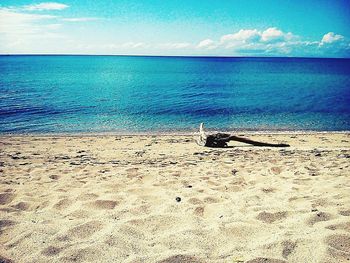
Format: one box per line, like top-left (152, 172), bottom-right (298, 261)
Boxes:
top-left (1, 55), bottom-right (350, 133)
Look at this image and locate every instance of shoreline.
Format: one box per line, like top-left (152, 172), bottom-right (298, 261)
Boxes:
top-left (1, 130), bottom-right (350, 137)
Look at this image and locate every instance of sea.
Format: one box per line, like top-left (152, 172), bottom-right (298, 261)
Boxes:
top-left (0, 55), bottom-right (349, 134)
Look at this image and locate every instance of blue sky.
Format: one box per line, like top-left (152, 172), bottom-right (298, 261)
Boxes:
top-left (0, 0), bottom-right (349, 57)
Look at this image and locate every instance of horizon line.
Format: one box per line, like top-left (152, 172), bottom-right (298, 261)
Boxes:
top-left (0, 54), bottom-right (349, 59)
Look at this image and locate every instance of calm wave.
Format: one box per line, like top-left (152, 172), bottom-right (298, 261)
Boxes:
top-left (0, 55), bottom-right (350, 133)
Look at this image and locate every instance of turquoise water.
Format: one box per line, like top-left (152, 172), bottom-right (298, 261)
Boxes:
top-left (0, 55), bottom-right (349, 133)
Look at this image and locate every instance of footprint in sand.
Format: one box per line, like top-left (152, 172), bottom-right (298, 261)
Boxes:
top-left (281, 240), bottom-right (297, 259)
top-left (325, 234), bottom-right (350, 261)
top-left (67, 221), bottom-right (103, 239)
top-left (126, 167), bottom-right (139, 179)
top-left (0, 255), bottom-right (14, 263)
top-left (61, 247), bottom-right (101, 262)
top-left (339, 210), bottom-right (350, 216)
top-left (261, 188), bottom-right (275, 193)
top-left (129, 204), bottom-right (151, 215)
top-left (53, 198), bottom-right (72, 210)
top-left (270, 167), bottom-right (282, 175)
top-left (6, 232), bottom-right (33, 250)
top-left (306, 211), bottom-right (332, 226)
top-left (41, 246), bottom-right (62, 257)
top-left (256, 211), bottom-right (287, 223)
top-left (157, 254), bottom-right (204, 263)
top-left (118, 224), bottom-right (145, 239)
top-left (55, 235), bottom-right (71, 243)
top-left (203, 197), bottom-right (220, 204)
top-left (246, 258), bottom-right (287, 263)
top-left (187, 198), bottom-right (203, 205)
top-left (68, 209), bottom-right (91, 219)
top-left (0, 219), bottom-right (16, 231)
top-left (77, 193), bottom-right (99, 201)
top-left (0, 193), bottom-right (15, 205)
top-left (12, 201), bottom-right (30, 211)
top-left (194, 206), bottom-right (205, 217)
top-left (88, 200), bottom-right (118, 209)
top-left (311, 198), bottom-right (329, 208)
top-left (326, 222), bottom-right (350, 231)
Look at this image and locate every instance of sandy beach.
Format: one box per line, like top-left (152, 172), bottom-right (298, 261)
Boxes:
top-left (0, 133), bottom-right (349, 263)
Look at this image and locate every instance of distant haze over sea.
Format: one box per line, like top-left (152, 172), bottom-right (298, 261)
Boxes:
top-left (0, 55), bottom-right (349, 133)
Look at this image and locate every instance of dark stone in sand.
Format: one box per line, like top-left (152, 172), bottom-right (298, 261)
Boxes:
top-left (176, 197), bottom-right (181, 202)
top-left (232, 169), bottom-right (238, 175)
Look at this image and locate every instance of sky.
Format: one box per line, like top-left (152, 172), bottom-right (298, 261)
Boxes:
top-left (0, 0), bottom-right (350, 57)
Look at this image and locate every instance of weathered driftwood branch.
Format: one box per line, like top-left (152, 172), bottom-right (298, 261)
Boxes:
top-left (196, 123), bottom-right (290, 148)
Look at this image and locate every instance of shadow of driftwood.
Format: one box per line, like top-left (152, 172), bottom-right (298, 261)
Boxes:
top-left (203, 134), bottom-right (290, 148)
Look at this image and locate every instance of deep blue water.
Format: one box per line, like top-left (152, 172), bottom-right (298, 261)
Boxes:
top-left (0, 55), bottom-right (349, 133)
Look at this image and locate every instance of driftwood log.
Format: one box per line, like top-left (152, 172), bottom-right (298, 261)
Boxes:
top-left (197, 123), bottom-right (290, 148)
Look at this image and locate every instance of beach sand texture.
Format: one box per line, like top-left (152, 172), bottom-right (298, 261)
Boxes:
top-left (0, 133), bottom-right (350, 263)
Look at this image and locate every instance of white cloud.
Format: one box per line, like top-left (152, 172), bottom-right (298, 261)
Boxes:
top-left (217, 27), bottom-right (298, 52)
top-left (0, 8), bottom-right (57, 35)
top-left (120, 42), bottom-right (147, 49)
top-left (0, 8), bottom-right (66, 53)
top-left (197, 27), bottom-right (348, 57)
top-left (99, 42), bottom-right (192, 53)
top-left (24, 2), bottom-right (69, 11)
top-left (261, 27), bottom-right (284, 42)
top-left (317, 32), bottom-right (349, 56)
top-left (44, 23), bottom-right (62, 30)
top-left (61, 17), bottom-right (99, 22)
top-left (321, 32), bottom-right (344, 44)
top-left (0, 4), bottom-right (348, 58)
top-left (158, 42), bottom-right (192, 49)
top-left (0, 6), bottom-right (99, 53)
top-left (221, 29), bottom-right (260, 43)
top-left (197, 39), bottom-right (217, 49)
top-left (195, 27), bottom-right (347, 57)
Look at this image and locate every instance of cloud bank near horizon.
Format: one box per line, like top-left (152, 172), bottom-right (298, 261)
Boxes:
top-left (0, 2), bottom-right (349, 57)
top-left (24, 2), bottom-right (69, 11)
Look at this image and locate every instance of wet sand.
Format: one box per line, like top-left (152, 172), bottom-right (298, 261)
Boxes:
top-left (0, 133), bottom-right (350, 263)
